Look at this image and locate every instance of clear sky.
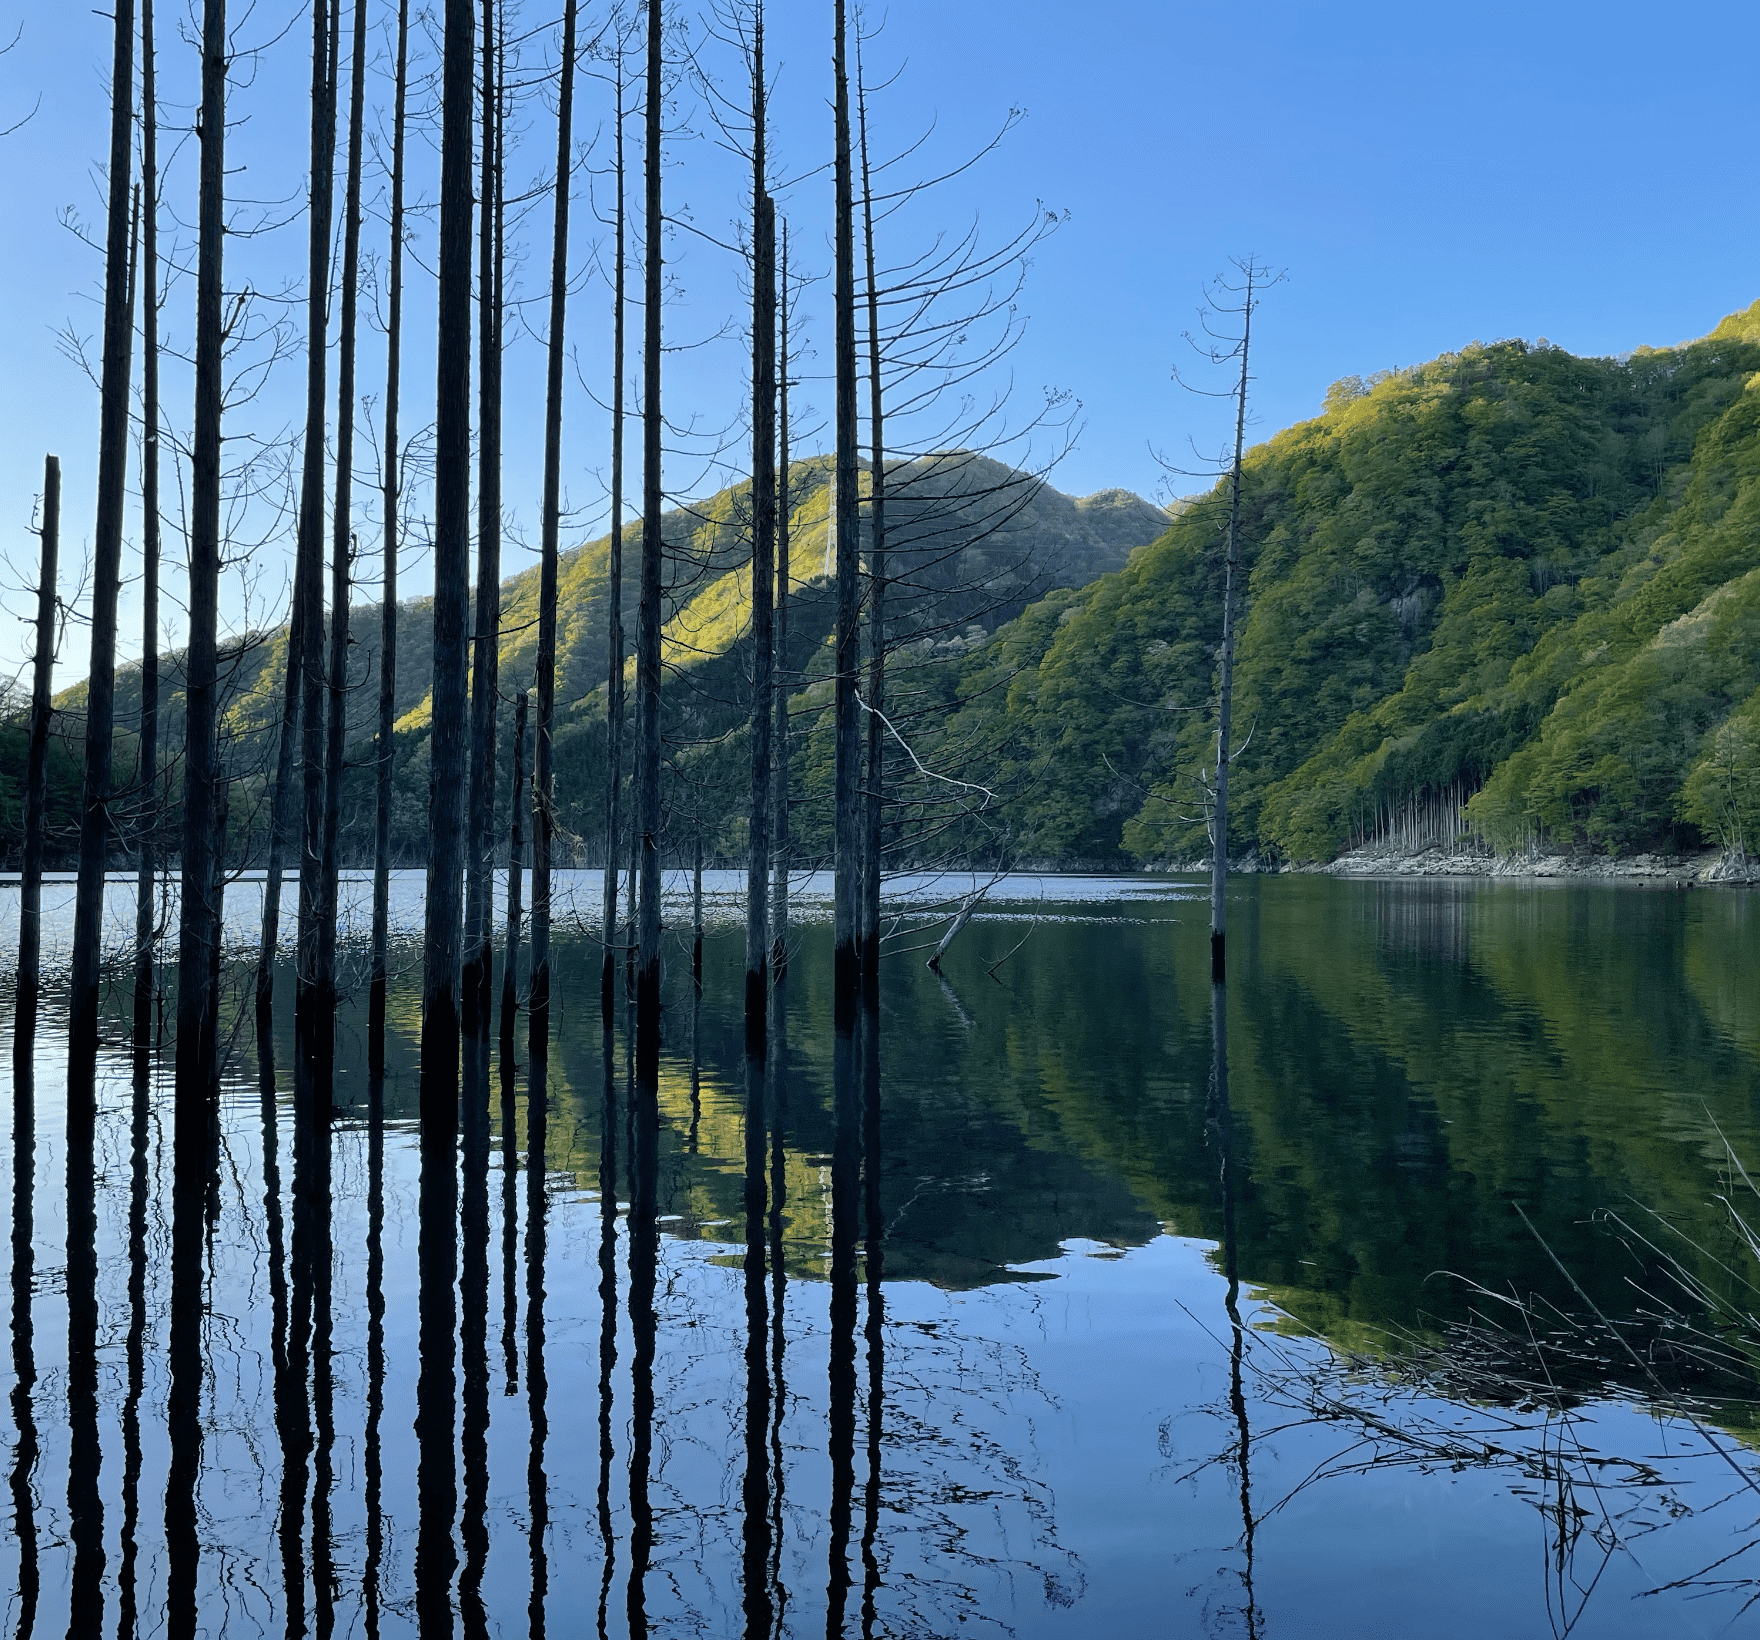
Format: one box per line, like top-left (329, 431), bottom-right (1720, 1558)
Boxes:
top-left (3, 0), bottom-right (1758, 683)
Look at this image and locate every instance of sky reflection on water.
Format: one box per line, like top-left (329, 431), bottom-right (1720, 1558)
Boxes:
top-left (2, 871), bottom-right (1760, 1637)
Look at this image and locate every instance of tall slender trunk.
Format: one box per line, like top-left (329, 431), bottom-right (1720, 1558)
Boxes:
top-left (296, 0), bottom-right (340, 1065)
top-left (176, 0), bottom-right (227, 1103)
top-left (831, 0), bottom-right (861, 1020)
top-left (16, 457), bottom-right (59, 1052)
top-left (67, 0), bottom-right (137, 1089)
top-left (258, 590), bottom-right (305, 1005)
top-left (1210, 269), bottom-right (1254, 985)
top-left (369, 0), bottom-right (410, 1067)
top-left (857, 43), bottom-right (885, 1000)
top-left (530, 0), bottom-right (578, 1059)
top-left (423, 0), bottom-right (475, 1160)
top-left (499, 691), bottom-right (527, 1048)
top-left (745, 7), bottom-right (775, 1051)
top-left (636, 0), bottom-right (665, 1081)
top-left (600, 44), bottom-right (627, 1026)
top-left (133, 0), bottom-right (162, 1049)
top-left (465, 0), bottom-right (503, 1076)
top-left (770, 227), bottom-right (790, 982)
top-left (318, 0), bottom-right (369, 1082)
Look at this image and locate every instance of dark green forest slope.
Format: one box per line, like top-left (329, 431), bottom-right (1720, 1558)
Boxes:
top-left (947, 301), bottom-right (1760, 865)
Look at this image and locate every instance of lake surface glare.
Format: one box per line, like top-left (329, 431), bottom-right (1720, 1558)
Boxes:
top-left (4, 869), bottom-right (1760, 1637)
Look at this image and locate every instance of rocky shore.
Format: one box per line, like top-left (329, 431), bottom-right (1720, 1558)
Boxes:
top-left (1312, 843), bottom-right (1760, 885)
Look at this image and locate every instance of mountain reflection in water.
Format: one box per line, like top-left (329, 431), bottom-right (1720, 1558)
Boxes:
top-left (2, 869), bottom-right (1760, 1636)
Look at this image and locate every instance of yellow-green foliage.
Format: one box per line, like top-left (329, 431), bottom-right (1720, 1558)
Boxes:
top-left (955, 304), bottom-right (1760, 863)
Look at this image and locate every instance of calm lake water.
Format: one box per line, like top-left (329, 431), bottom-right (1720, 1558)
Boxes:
top-left (4, 869), bottom-right (1760, 1637)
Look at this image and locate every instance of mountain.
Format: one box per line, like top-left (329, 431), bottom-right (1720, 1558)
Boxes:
top-left (944, 302), bottom-right (1760, 866)
top-left (9, 454), bottom-right (1167, 867)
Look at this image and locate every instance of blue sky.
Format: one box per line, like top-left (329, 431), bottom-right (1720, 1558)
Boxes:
top-left (2, 0), bottom-right (1758, 680)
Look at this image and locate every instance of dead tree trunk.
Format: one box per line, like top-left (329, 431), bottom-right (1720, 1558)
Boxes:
top-left (599, 33), bottom-right (627, 1027)
top-left (1210, 264), bottom-right (1257, 986)
top-left (530, 0), bottom-right (578, 1059)
top-left (636, 0), bottom-right (665, 1079)
top-left (133, 0), bottom-right (162, 1050)
top-left (745, 7), bottom-right (775, 1052)
top-left (17, 457), bottom-right (59, 1053)
top-left (831, 0), bottom-right (861, 1019)
top-left (499, 690), bottom-right (526, 1050)
top-left (464, 0), bottom-right (503, 1080)
top-left (693, 834), bottom-right (704, 992)
top-left (770, 225), bottom-right (790, 983)
top-left (424, 0), bottom-right (476, 1140)
top-left (318, 0), bottom-right (369, 1077)
top-left (175, 0), bottom-right (228, 1103)
top-left (67, 0), bottom-right (137, 1088)
top-left (369, 0), bottom-right (410, 1067)
top-left (296, 0), bottom-right (340, 1062)
top-left (856, 41), bottom-right (885, 1003)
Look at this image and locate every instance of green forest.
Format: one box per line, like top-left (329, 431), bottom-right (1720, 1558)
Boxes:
top-left (18, 301), bottom-right (1760, 873)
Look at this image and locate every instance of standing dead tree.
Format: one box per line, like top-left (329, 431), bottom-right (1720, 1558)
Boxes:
top-left (856, 26), bottom-right (883, 1000)
top-left (531, 0), bottom-right (580, 1058)
top-left (634, 0), bottom-right (665, 1075)
top-left (17, 457), bottom-right (60, 1054)
top-left (423, 0), bottom-right (475, 1148)
top-left (133, 0), bottom-right (162, 1050)
top-left (294, 0), bottom-right (340, 1064)
top-left (744, 1), bottom-right (776, 1049)
top-left (770, 222), bottom-right (791, 980)
top-left (597, 8), bottom-right (631, 1027)
top-left (464, 0), bottom-right (504, 1087)
top-left (318, 0), bottom-right (370, 1077)
top-left (369, 0), bottom-right (411, 1066)
top-left (500, 689), bottom-right (527, 1048)
top-left (67, 0), bottom-right (137, 1087)
top-left (175, 0), bottom-right (228, 1099)
top-left (1173, 258), bottom-right (1273, 983)
top-left (831, 0), bottom-right (860, 1015)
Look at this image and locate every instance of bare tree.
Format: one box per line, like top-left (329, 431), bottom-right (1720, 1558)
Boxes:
top-left (856, 27), bottom-right (883, 1000)
top-left (174, 0), bottom-right (228, 1099)
top-left (1188, 259), bottom-right (1268, 983)
top-left (769, 222), bottom-right (791, 982)
top-left (598, 11), bottom-right (631, 1027)
top-left (16, 456), bottom-right (59, 1053)
top-left (500, 689), bottom-right (526, 1048)
top-left (531, 0), bottom-right (579, 1057)
top-left (132, 0), bottom-right (162, 1049)
top-left (464, 0), bottom-right (504, 1082)
top-left (423, 0), bottom-right (475, 1145)
top-left (369, 0), bottom-right (411, 1067)
top-left (318, 0), bottom-right (370, 1074)
top-left (67, 0), bottom-right (137, 1086)
top-left (295, 0), bottom-right (340, 1064)
top-left (745, 3), bottom-right (775, 1046)
top-left (635, 0), bottom-right (664, 1071)
top-left (831, 0), bottom-right (861, 1018)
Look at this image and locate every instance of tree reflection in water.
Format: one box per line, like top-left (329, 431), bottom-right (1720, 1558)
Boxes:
top-left (8, 875), bottom-right (1760, 1634)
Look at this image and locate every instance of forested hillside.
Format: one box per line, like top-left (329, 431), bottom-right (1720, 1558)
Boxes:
top-left (948, 301), bottom-right (1760, 866)
top-left (22, 304), bottom-right (1760, 875)
top-left (8, 454), bottom-right (1166, 867)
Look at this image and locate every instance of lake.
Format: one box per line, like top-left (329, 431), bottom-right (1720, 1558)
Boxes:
top-left (4, 869), bottom-right (1760, 1636)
